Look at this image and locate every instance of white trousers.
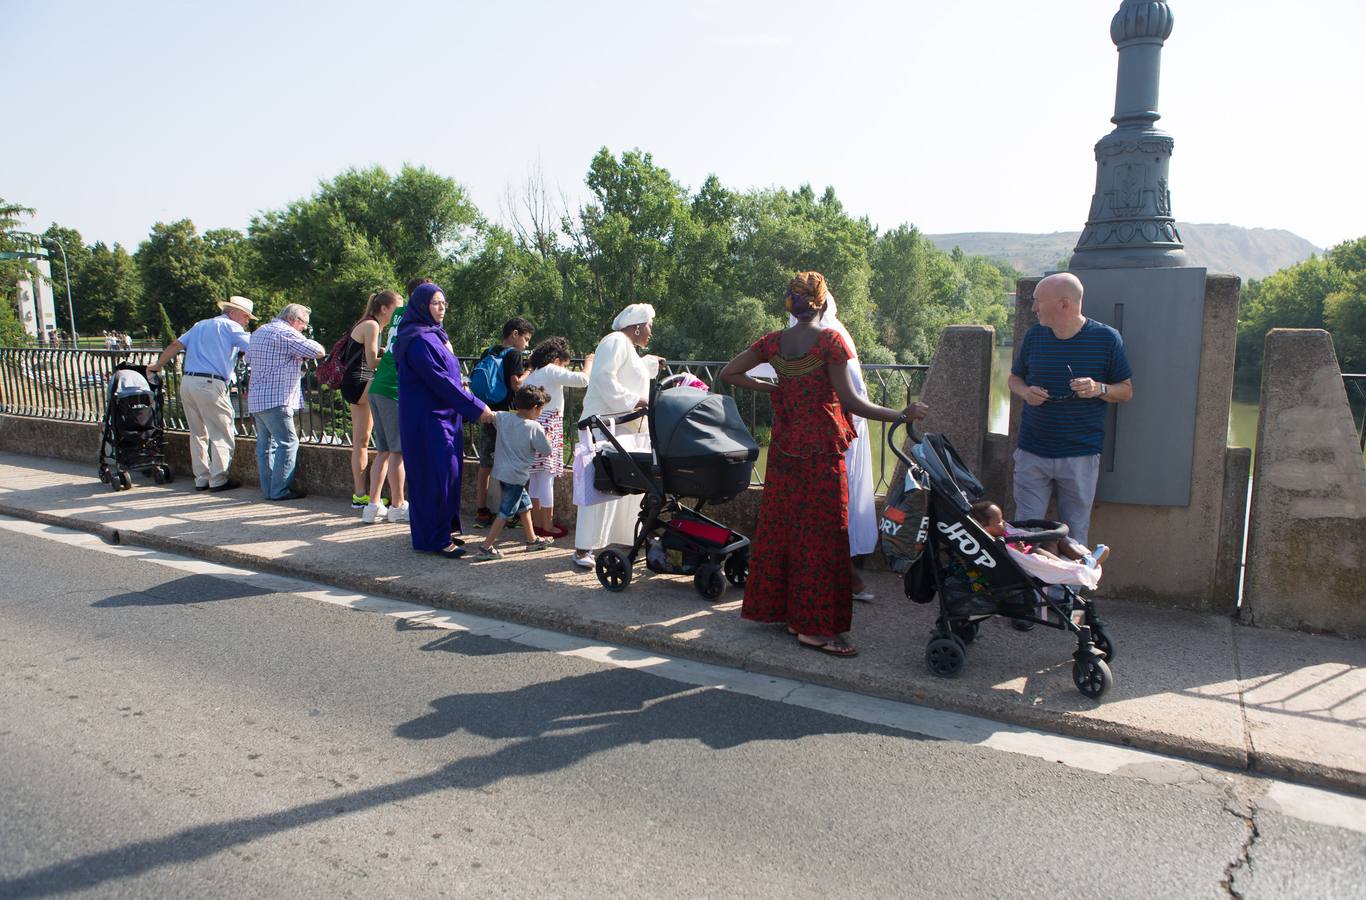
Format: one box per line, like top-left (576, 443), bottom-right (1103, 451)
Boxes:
top-left (180, 375), bottom-right (236, 487)
top-left (845, 417), bottom-right (878, 556)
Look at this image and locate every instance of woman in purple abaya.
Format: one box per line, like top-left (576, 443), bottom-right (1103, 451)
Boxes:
top-left (395, 283), bottom-right (494, 557)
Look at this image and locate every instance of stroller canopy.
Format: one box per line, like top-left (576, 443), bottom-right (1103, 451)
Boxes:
top-left (110, 369), bottom-right (152, 398)
top-left (653, 388), bottom-right (758, 463)
top-left (911, 432), bottom-right (984, 513)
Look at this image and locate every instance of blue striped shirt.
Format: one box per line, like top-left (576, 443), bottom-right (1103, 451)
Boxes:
top-left (1012, 319), bottom-right (1132, 458)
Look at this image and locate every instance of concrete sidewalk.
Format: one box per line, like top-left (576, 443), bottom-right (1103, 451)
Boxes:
top-left (2, 451), bottom-right (1363, 795)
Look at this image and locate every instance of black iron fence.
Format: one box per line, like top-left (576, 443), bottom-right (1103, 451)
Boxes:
top-left (0, 348), bottom-right (930, 493)
top-left (1345, 374), bottom-right (1366, 454)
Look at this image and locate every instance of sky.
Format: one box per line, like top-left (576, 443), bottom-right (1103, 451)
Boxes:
top-left (5, 0), bottom-right (1363, 251)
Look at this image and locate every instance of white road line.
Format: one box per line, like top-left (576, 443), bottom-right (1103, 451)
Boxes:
top-left (5, 516), bottom-right (1365, 834)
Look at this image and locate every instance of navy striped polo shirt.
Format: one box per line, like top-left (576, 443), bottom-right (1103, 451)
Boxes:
top-left (1012, 319), bottom-right (1132, 458)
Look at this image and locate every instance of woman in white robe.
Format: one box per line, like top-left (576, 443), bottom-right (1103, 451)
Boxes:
top-left (572, 304), bottom-right (663, 569)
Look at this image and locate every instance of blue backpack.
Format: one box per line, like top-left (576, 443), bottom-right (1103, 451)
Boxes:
top-left (470, 346), bottom-right (514, 404)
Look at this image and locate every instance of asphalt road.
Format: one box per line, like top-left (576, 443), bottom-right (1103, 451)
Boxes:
top-left (1, 520), bottom-right (1363, 898)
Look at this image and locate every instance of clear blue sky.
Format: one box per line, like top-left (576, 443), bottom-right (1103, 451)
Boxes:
top-left (5, 0), bottom-right (1362, 251)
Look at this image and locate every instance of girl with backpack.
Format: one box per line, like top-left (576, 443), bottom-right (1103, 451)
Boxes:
top-left (339, 291), bottom-right (401, 509)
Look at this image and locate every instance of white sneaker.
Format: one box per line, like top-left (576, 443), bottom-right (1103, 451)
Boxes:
top-left (852, 591), bottom-right (875, 602)
top-left (573, 553), bottom-right (595, 570)
top-left (387, 502), bottom-right (409, 524)
top-left (361, 501), bottom-right (388, 524)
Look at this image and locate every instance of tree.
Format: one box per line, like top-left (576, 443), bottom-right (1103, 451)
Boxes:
top-left (136, 220), bottom-right (220, 333)
top-left (76, 242), bottom-right (143, 333)
top-left (157, 303), bottom-right (177, 350)
top-left (250, 165), bottom-right (479, 344)
top-left (1236, 236), bottom-right (1366, 384)
top-left (1, 199), bottom-right (38, 345)
top-left (38, 224), bottom-right (91, 335)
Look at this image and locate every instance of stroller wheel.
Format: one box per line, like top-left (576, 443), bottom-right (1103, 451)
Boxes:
top-left (161, 464), bottom-right (175, 483)
top-left (925, 636), bottom-right (965, 679)
top-left (98, 467), bottom-right (110, 484)
top-left (1072, 657), bottom-right (1113, 700)
top-left (1091, 623), bottom-right (1114, 662)
top-left (723, 551), bottom-right (749, 587)
top-left (152, 466), bottom-right (165, 485)
top-left (694, 563), bottom-right (726, 601)
top-left (117, 471), bottom-right (132, 491)
top-left (596, 549), bottom-right (633, 592)
top-left (951, 620), bottom-right (979, 645)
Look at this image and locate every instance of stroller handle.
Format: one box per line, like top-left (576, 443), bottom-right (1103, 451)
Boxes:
top-left (576, 406), bottom-right (648, 433)
top-left (886, 417), bottom-right (922, 470)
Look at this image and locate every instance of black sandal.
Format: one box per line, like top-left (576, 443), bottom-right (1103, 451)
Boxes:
top-left (429, 544), bottom-right (464, 559)
top-left (797, 636), bottom-right (858, 657)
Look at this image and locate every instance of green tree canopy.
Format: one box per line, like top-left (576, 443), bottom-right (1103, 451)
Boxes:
top-left (249, 165), bottom-right (479, 343)
top-left (1236, 236), bottom-right (1366, 384)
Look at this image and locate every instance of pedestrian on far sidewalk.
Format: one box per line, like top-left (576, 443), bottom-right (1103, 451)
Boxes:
top-left (245, 304), bottom-right (325, 501)
top-left (149, 296), bottom-right (255, 492)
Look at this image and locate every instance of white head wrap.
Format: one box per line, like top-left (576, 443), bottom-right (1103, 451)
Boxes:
top-left (612, 303), bottom-right (656, 331)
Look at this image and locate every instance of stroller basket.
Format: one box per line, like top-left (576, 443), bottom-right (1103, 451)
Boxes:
top-left (593, 447), bottom-right (658, 497)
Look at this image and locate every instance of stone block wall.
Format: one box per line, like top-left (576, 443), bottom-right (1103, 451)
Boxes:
top-left (1242, 329), bottom-right (1366, 637)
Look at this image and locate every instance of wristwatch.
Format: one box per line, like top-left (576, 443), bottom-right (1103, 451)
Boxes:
top-left (1099, 383), bottom-right (1108, 397)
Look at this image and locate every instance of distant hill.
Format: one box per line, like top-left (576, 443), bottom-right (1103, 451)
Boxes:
top-left (926, 224), bottom-right (1321, 281)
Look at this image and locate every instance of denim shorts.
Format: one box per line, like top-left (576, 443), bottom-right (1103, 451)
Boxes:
top-left (497, 480), bottom-right (531, 520)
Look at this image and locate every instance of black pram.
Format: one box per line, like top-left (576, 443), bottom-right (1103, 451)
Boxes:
top-left (580, 375), bottom-right (758, 600)
top-left (98, 363), bottom-right (174, 491)
top-left (888, 421), bottom-right (1116, 699)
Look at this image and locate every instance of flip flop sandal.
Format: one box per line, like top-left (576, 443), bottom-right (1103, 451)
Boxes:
top-left (797, 637), bottom-right (858, 657)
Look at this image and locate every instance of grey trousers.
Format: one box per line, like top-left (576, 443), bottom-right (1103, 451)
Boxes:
top-left (1011, 448), bottom-right (1101, 546)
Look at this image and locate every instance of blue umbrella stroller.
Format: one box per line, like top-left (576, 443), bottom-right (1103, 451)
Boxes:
top-left (887, 420), bottom-right (1115, 699)
top-left (98, 363), bottom-right (174, 491)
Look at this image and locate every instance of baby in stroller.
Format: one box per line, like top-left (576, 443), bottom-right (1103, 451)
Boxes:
top-left (968, 500), bottom-right (1110, 573)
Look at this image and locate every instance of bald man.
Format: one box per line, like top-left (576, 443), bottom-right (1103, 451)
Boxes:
top-left (1007, 273), bottom-right (1133, 546)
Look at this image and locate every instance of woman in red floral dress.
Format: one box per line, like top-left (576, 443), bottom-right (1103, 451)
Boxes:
top-left (721, 272), bottom-right (928, 657)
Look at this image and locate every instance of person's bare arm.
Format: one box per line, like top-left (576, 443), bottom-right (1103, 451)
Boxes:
top-left (719, 348), bottom-right (777, 395)
top-left (1067, 375), bottom-right (1132, 403)
top-left (1008, 372), bottom-right (1049, 407)
top-left (829, 360), bottom-right (927, 423)
top-left (148, 340), bottom-right (184, 373)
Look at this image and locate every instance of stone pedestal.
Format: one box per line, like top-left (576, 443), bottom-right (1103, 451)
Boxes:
top-left (1242, 330), bottom-right (1366, 637)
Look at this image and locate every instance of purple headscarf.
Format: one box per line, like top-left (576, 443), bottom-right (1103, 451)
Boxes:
top-left (394, 282), bottom-right (446, 366)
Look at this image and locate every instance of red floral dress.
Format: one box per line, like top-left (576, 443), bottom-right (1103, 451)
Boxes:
top-left (742, 329), bottom-right (858, 638)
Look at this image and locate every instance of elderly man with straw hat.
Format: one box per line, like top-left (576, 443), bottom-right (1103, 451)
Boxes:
top-left (150, 296), bottom-right (256, 492)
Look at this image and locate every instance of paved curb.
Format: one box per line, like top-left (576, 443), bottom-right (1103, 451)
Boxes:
top-left (4, 498), bottom-right (1361, 797)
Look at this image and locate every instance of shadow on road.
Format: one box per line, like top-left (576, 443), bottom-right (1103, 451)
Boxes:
top-left (0, 668), bottom-right (906, 897)
top-left (90, 574), bottom-right (278, 608)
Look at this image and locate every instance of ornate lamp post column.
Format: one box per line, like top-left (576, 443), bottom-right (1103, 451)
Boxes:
top-left (1071, 1), bottom-right (1187, 269)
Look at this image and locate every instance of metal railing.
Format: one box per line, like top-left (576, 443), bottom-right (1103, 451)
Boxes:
top-left (1345, 374), bottom-right (1366, 454)
top-left (0, 347), bottom-right (930, 493)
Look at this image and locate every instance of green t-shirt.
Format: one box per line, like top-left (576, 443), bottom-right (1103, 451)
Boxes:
top-left (367, 305), bottom-right (404, 400)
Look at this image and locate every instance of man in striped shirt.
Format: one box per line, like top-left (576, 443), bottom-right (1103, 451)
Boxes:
top-left (245, 303), bottom-right (325, 501)
top-left (1008, 273), bottom-right (1133, 547)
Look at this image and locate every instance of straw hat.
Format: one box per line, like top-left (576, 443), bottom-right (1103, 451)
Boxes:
top-left (218, 296), bottom-right (258, 320)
